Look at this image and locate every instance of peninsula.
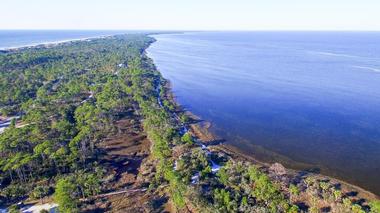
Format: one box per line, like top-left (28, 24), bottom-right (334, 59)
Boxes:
top-left (0, 34), bottom-right (379, 213)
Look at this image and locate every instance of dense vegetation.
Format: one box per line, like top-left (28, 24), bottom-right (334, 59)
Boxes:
top-left (0, 35), bottom-right (156, 212)
top-left (0, 34), bottom-right (379, 213)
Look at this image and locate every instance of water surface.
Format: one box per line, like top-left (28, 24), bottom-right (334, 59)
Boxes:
top-left (147, 32), bottom-right (380, 195)
top-left (0, 30), bottom-right (144, 49)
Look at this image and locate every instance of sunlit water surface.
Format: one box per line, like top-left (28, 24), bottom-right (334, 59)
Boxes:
top-left (147, 32), bottom-right (380, 195)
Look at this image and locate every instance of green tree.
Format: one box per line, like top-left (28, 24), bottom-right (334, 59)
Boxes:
top-left (287, 205), bottom-right (299, 213)
top-left (333, 189), bottom-right (342, 202)
top-left (213, 188), bottom-right (237, 212)
top-left (217, 167), bottom-right (229, 185)
top-left (370, 200), bottom-right (380, 213)
top-left (54, 178), bottom-right (78, 213)
top-left (289, 184), bottom-right (300, 202)
top-left (351, 204), bottom-right (365, 213)
top-left (253, 174), bottom-right (279, 202)
top-left (180, 132), bottom-right (193, 145)
top-left (10, 118), bottom-right (16, 128)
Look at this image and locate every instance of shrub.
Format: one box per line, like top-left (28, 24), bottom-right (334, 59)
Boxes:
top-left (8, 204), bottom-right (20, 213)
top-left (289, 184), bottom-right (300, 196)
top-left (2, 184), bottom-right (28, 201)
top-left (180, 114), bottom-right (189, 123)
top-left (30, 185), bottom-right (50, 200)
top-left (287, 205), bottom-right (300, 213)
top-left (370, 200), bottom-right (380, 213)
top-left (332, 189), bottom-right (342, 202)
top-left (180, 132), bottom-right (193, 145)
top-left (351, 204), bottom-right (365, 213)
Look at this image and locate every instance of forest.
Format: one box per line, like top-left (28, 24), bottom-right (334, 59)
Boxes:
top-left (0, 34), bottom-right (379, 212)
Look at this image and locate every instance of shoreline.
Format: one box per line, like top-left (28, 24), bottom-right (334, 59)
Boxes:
top-left (0, 31), bottom-right (185, 51)
top-left (187, 112), bottom-right (379, 200)
top-left (0, 35), bottom-right (379, 212)
top-left (0, 33), bottom-right (126, 51)
top-left (156, 51), bottom-right (380, 200)
top-left (1, 33), bottom-right (378, 212)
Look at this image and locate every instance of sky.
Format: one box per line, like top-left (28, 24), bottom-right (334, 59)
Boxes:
top-left (1, 0), bottom-right (380, 31)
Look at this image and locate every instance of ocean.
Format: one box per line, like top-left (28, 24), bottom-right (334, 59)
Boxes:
top-left (0, 30), bottom-right (144, 50)
top-left (147, 31), bottom-right (380, 195)
top-left (1, 30), bottom-right (379, 195)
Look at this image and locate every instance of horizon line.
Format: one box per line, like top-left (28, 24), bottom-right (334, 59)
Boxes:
top-left (1, 29), bottom-right (380, 32)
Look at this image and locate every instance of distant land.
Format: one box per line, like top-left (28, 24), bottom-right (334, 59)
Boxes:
top-left (0, 32), bottom-right (379, 212)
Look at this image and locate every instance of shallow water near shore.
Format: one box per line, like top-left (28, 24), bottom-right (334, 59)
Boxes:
top-left (147, 31), bottom-right (380, 195)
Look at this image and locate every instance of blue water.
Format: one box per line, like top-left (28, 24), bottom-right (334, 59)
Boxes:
top-left (147, 32), bottom-right (380, 194)
top-left (0, 30), bottom-right (144, 49)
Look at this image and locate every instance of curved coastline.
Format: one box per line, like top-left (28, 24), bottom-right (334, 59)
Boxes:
top-left (146, 35), bottom-right (380, 200)
top-left (3, 32), bottom-right (378, 199)
top-left (0, 31), bottom-right (185, 51)
top-left (163, 79), bottom-right (379, 200)
top-left (0, 34), bottom-right (378, 212)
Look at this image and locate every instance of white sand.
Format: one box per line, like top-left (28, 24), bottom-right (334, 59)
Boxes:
top-left (20, 203), bottom-right (58, 213)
